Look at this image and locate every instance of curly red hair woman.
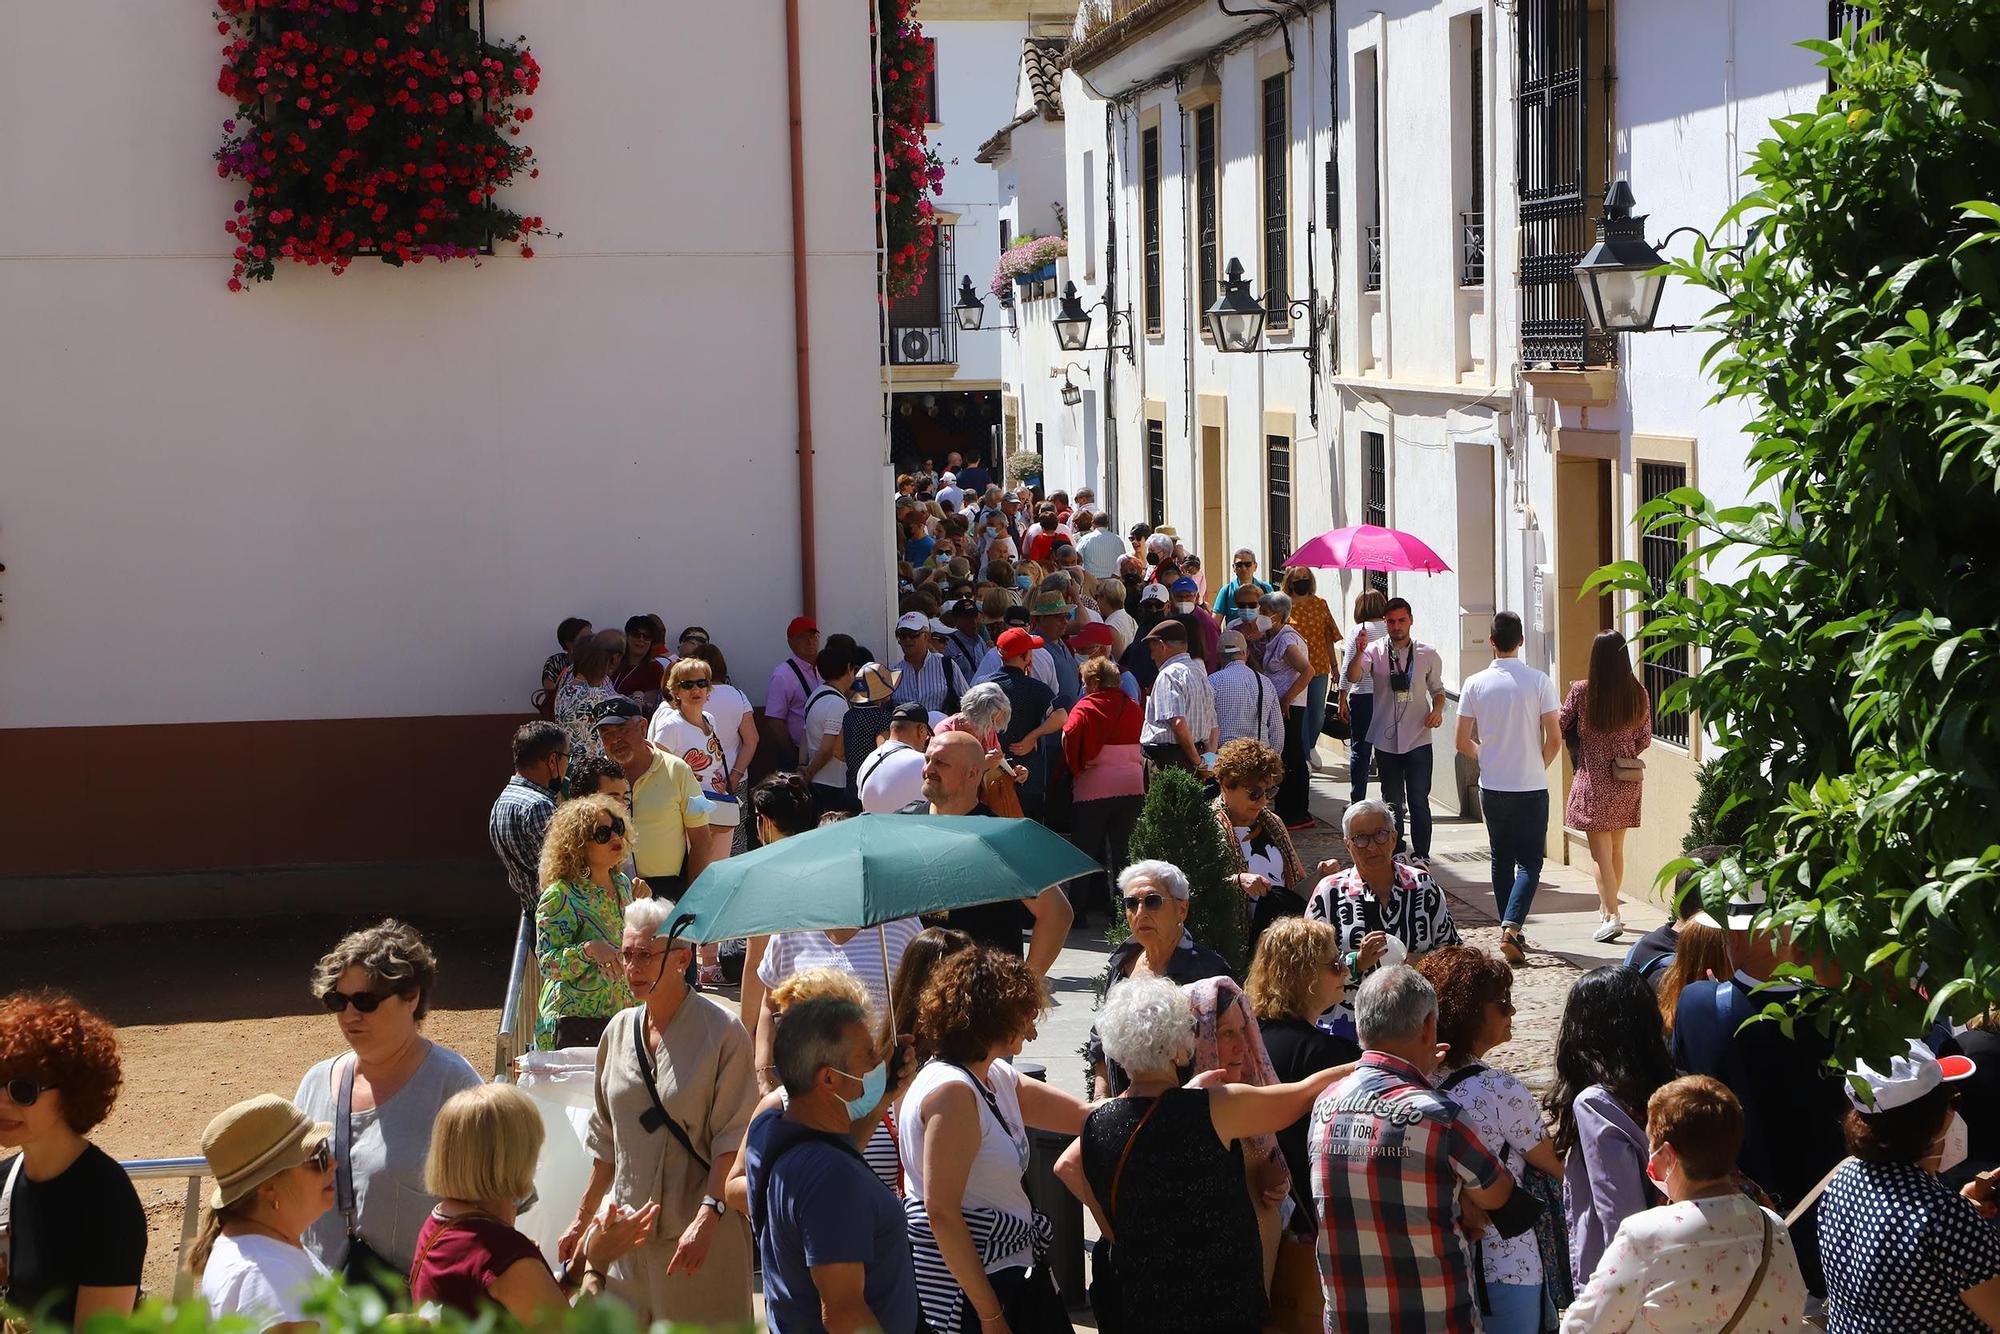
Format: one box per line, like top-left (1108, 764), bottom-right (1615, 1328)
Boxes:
top-left (0, 990), bottom-right (147, 1324)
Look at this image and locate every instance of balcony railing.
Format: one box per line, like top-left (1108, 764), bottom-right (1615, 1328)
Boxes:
top-left (1363, 224), bottom-right (1382, 292)
top-left (889, 323), bottom-right (959, 366)
top-left (1460, 211), bottom-right (1486, 287)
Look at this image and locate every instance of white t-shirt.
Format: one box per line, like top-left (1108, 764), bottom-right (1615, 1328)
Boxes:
top-left (1458, 656), bottom-right (1560, 792)
top-left (936, 485), bottom-right (966, 512)
top-left (898, 1058), bottom-right (1034, 1271)
top-left (802, 688), bottom-right (850, 789)
top-left (201, 1232), bottom-right (328, 1329)
top-left (649, 709), bottom-right (743, 826)
top-left (756, 917), bottom-right (924, 1024)
top-left (857, 740), bottom-right (927, 814)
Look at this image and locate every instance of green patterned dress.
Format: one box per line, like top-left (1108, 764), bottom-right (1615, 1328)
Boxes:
top-left (535, 870), bottom-right (637, 1049)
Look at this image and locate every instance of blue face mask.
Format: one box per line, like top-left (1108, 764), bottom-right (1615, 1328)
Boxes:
top-left (1015, 575), bottom-right (1032, 590)
top-left (836, 1061), bottom-right (888, 1119)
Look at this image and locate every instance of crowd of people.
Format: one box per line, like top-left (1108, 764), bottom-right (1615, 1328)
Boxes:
top-left (4, 465), bottom-right (1999, 1334)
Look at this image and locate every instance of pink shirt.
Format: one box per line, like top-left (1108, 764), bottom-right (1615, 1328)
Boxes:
top-left (764, 654), bottom-right (820, 744)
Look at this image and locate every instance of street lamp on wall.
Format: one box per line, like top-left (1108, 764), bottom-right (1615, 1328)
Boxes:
top-left (952, 276), bottom-right (1017, 338)
top-left (1207, 256), bottom-right (1331, 428)
top-left (1573, 181), bottom-right (1671, 334)
top-left (1052, 282), bottom-right (1136, 364)
top-left (1057, 362), bottom-right (1089, 408)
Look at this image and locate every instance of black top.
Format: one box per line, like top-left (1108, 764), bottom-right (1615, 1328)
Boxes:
top-left (1947, 1027), bottom-right (2000, 1167)
top-left (1259, 1017), bottom-right (1360, 1234)
top-left (1623, 920), bottom-right (1679, 987)
top-left (0, 1144), bottom-right (148, 1325)
top-left (1087, 940), bottom-right (1236, 1095)
top-left (916, 802), bottom-right (1033, 955)
top-left (1080, 1090), bottom-right (1267, 1334)
top-left (985, 667), bottom-right (1057, 793)
top-left (841, 703), bottom-right (893, 797)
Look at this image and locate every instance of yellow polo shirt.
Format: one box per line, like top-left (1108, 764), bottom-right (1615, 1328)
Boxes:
top-left (631, 744), bottom-right (708, 879)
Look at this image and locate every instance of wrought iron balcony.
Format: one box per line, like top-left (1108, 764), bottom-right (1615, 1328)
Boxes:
top-left (1460, 211), bottom-right (1486, 288)
top-left (1363, 224), bottom-right (1382, 293)
top-left (888, 323), bottom-right (959, 366)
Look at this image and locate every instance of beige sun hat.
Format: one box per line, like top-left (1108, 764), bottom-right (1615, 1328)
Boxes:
top-left (201, 1094), bottom-right (332, 1209)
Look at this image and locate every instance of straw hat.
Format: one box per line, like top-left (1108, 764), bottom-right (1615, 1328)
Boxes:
top-left (201, 1094), bottom-right (331, 1209)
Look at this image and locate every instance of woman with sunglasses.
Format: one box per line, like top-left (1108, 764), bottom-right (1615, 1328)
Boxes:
top-left (0, 991), bottom-right (146, 1327)
top-left (535, 795), bottom-right (642, 1050)
top-left (191, 1095), bottom-right (336, 1332)
top-left (1302, 799), bottom-right (1461, 1038)
top-left (294, 920), bottom-right (482, 1285)
top-left (1210, 739), bottom-right (1310, 951)
top-left (1083, 860), bottom-right (1233, 1096)
top-left (1418, 947), bottom-right (1565, 1334)
top-left (562, 896), bottom-right (757, 1328)
top-left (1246, 917), bottom-right (1358, 1243)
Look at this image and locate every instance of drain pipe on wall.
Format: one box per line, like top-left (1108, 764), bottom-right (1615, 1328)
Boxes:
top-left (785, 0), bottom-right (818, 620)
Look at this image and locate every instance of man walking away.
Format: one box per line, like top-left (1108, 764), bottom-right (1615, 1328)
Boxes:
top-left (1344, 598), bottom-right (1446, 865)
top-left (1076, 511), bottom-right (1126, 580)
top-left (1455, 611), bottom-right (1560, 965)
top-left (489, 720), bottom-right (568, 917)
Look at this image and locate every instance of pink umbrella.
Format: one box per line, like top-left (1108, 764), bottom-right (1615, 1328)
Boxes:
top-left (1285, 524), bottom-right (1451, 574)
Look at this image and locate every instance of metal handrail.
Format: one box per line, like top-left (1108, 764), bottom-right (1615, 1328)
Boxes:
top-left (122, 1157), bottom-right (210, 1302)
top-left (493, 910), bottom-right (536, 1081)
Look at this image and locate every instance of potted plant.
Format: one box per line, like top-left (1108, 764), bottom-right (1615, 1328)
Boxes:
top-left (1004, 448), bottom-right (1044, 490)
top-left (988, 232), bottom-right (1067, 295)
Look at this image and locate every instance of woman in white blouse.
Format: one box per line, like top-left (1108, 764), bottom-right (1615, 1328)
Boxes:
top-left (1562, 1075), bottom-right (1805, 1333)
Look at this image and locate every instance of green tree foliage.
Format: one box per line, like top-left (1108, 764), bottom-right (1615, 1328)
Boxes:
top-left (1117, 767), bottom-right (1248, 974)
top-left (1590, 2), bottom-right (2000, 1061)
top-left (1682, 759), bottom-right (1763, 854)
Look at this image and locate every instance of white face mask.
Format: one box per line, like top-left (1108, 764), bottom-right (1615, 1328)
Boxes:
top-left (1174, 601), bottom-right (1195, 614)
top-left (1938, 1111), bottom-right (1970, 1173)
top-left (1254, 614), bottom-right (1274, 633)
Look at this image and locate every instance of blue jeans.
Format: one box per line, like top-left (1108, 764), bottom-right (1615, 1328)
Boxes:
top-left (1482, 1279), bottom-right (1551, 1334)
top-left (1303, 672), bottom-right (1331, 754)
top-left (1375, 743), bottom-right (1434, 858)
top-left (1346, 693), bottom-right (1375, 803)
top-left (1482, 787), bottom-right (1550, 928)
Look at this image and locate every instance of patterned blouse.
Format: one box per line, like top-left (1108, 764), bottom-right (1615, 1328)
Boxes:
top-left (554, 678), bottom-right (618, 765)
top-left (1437, 1062), bottom-right (1549, 1289)
top-left (535, 871), bottom-right (637, 1049)
top-left (1305, 863), bottom-right (1461, 1002)
top-left (1287, 593), bottom-right (1344, 678)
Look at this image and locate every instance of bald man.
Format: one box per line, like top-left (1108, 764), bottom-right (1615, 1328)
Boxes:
top-left (905, 731), bottom-right (1074, 975)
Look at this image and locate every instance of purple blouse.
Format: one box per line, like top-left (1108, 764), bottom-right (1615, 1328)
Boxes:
top-left (1563, 1083), bottom-right (1657, 1284)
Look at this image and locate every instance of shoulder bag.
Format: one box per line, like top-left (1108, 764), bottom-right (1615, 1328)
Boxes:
top-left (335, 1057), bottom-right (402, 1294)
top-left (1561, 684), bottom-right (1583, 767)
top-left (1716, 1210), bottom-right (1776, 1334)
top-left (631, 1015), bottom-right (712, 1176)
top-left (1088, 1097), bottom-right (1164, 1334)
top-left (1612, 754), bottom-right (1647, 782)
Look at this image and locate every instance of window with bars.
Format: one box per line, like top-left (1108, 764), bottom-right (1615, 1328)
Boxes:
top-left (1516, 0), bottom-right (1613, 366)
top-left (1639, 462), bottom-right (1692, 746)
top-left (886, 224), bottom-right (958, 366)
top-left (1262, 73), bottom-right (1289, 330)
top-left (1146, 418), bottom-right (1167, 529)
top-left (1359, 49), bottom-right (1382, 294)
top-left (1828, 4), bottom-right (1875, 88)
top-left (1267, 435), bottom-right (1293, 572)
top-left (1143, 126), bottom-right (1163, 335)
top-left (1363, 432), bottom-right (1389, 594)
top-left (1195, 104), bottom-right (1220, 320)
top-left (1462, 12), bottom-right (1486, 287)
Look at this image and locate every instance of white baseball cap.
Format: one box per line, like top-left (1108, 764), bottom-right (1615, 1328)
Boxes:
top-left (1691, 883), bottom-right (1765, 932)
top-left (1139, 584), bottom-right (1170, 604)
top-left (1845, 1038), bottom-right (1976, 1113)
top-left (895, 612), bottom-right (930, 634)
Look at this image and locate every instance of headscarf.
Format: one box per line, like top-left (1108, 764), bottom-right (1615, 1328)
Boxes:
top-left (1183, 976), bottom-right (1291, 1197)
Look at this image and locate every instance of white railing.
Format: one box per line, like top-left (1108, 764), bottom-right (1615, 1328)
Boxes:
top-left (493, 911), bottom-right (537, 1081)
top-left (122, 1157), bottom-right (210, 1301)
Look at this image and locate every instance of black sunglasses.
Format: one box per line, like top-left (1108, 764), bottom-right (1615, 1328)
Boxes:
top-left (1121, 892), bottom-right (1168, 914)
top-left (1240, 785), bottom-right (1273, 801)
top-left (4, 1077), bottom-right (47, 1107)
top-left (322, 987), bottom-right (412, 1014)
top-left (675, 678), bottom-right (713, 691)
top-left (306, 1142), bottom-right (333, 1173)
top-left (589, 815), bottom-right (628, 844)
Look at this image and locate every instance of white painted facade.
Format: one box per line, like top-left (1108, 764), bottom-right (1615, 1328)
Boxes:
top-left (0, 0), bottom-right (891, 733)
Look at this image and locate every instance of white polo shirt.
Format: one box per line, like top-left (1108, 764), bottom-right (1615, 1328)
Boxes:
top-left (1457, 656), bottom-right (1560, 792)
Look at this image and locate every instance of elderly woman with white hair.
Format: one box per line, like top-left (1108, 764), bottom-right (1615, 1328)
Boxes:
top-left (936, 679), bottom-right (1027, 819)
top-left (1304, 799), bottom-right (1462, 1031)
top-left (558, 896), bottom-right (758, 1327)
top-left (1056, 977), bottom-right (1353, 1334)
top-left (1084, 860), bottom-right (1234, 1094)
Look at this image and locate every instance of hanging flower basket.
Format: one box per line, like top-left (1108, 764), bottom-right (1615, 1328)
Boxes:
top-left (988, 233), bottom-right (1067, 296)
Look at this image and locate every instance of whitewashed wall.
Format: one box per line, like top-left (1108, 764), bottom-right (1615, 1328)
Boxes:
top-left (0, 0), bottom-right (892, 731)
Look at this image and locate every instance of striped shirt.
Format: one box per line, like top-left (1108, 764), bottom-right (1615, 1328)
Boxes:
top-left (889, 652), bottom-right (964, 714)
top-left (1142, 652), bottom-right (1218, 749)
top-left (1210, 661), bottom-right (1284, 751)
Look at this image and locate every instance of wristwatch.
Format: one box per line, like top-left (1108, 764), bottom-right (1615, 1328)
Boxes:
top-left (700, 1194), bottom-right (726, 1217)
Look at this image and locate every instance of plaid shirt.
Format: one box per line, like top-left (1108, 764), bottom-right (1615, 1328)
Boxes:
top-left (1311, 1050), bottom-right (1504, 1333)
top-left (487, 775), bottom-right (556, 916)
top-left (1141, 652), bottom-right (1217, 749)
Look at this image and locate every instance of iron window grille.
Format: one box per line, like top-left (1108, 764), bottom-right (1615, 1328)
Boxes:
top-left (1363, 432), bottom-right (1389, 594)
top-left (1827, 4), bottom-right (1875, 89)
top-left (1461, 212), bottom-right (1486, 287)
top-left (1267, 435), bottom-right (1293, 572)
top-left (1195, 104), bottom-right (1221, 320)
top-left (1639, 461), bottom-right (1692, 746)
top-left (1464, 12), bottom-right (1484, 287)
top-left (887, 224), bottom-right (959, 366)
top-left (1364, 225), bottom-right (1383, 292)
top-left (1262, 73), bottom-right (1289, 329)
top-left (1143, 126), bottom-right (1163, 335)
top-left (1146, 419), bottom-right (1167, 529)
top-left (1516, 0), bottom-right (1613, 367)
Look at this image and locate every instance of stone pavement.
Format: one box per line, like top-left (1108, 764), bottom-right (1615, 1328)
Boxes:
top-left (1020, 737), bottom-right (1648, 1098)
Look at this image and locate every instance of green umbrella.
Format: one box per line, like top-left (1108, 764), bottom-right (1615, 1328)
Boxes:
top-left (665, 813), bottom-right (1099, 944)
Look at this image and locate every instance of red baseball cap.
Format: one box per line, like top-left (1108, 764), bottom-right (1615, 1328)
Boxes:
top-left (787, 616), bottom-right (818, 639)
top-left (1069, 621), bottom-right (1116, 652)
top-left (995, 627), bottom-right (1045, 658)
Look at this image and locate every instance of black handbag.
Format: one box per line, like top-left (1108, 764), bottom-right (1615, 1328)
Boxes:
top-left (335, 1057), bottom-right (403, 1295)
top-left (1004, 1262), bottom-right (1074, 1331)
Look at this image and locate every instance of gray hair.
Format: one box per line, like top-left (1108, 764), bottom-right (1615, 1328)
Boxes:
top-left (1233, 547), bottom-right (1257, 563)
top-left (1118, 859), bottom-right (1190, 902)
top-left (1342, 797), bottom-right (1395, 838)
top-left (773, 996), bottom-right (870, 1098)
top-left (312, 919), bottom-right (438, 1022)
top-left (1258, 590), bottom-right (1293, 620)
top-left (624, 895), bottom-right (677, 939)
top-left (1096, 977), bottom-right (1194, 1076)
top-left (1355, 965), bottom-right (1438, 1047)
top-left (958, 681), bottom-right (1012, 733)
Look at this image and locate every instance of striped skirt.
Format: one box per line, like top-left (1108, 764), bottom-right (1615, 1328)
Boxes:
top-left (902, 1196), bottom-right (1051, 1332)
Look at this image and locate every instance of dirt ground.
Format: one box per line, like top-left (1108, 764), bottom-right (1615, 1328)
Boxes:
top-left (0, 913), bottom-right (514, 1298)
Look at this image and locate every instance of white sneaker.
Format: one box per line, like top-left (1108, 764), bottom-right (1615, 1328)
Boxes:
top-left (1591, 914), bottom-right (1624, 943)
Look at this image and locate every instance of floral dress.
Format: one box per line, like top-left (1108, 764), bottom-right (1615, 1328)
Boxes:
top-left (555, 677), bottom-right (618, 765)
top-left (1438, 1062), bottom-right (1549, 1293)
top-left (535, 870), bottom-right (636, 1049)
top-left (1560, 682), bottom-right (1654, 831)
